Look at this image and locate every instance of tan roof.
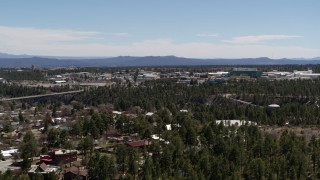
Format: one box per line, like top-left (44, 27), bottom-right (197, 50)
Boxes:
top-left (38, 162), bottom-right (48, 171)
top-left (65, 166), bottom-right (88, 177)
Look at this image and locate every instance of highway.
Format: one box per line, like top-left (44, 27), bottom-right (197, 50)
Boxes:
top-left (0, 90), bottom-right (83, 101)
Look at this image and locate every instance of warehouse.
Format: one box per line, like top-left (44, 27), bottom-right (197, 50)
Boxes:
top-left (229, 68), bottom-right (262, 78)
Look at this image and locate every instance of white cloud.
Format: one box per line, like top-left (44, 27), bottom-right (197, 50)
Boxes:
top-left (0, 26), bottom-right (99, 43)
top-left (0, 26), bottom-right (318, 59)
top-left (223, 35), bottom-right (302, 44)
top-left (112, 32), bottom-right (129, 36)
top-left (196, 33), bottom-right (219, 37)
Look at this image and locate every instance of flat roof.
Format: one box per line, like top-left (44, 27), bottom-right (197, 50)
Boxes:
top-left (232, 68), bottom-right (258, 71)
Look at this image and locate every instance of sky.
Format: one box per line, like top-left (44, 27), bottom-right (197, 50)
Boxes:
top-left (0, 0), bottom-right (319, 59)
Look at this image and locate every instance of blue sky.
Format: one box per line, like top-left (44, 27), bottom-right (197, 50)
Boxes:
top-left (0, 0), bottom-right (319, 58)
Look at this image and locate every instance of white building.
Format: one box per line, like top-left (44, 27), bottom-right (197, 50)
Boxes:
top-left (215, 120), bottom-right (257, 126)
top-left (1, 149), bottom-right (18, 160)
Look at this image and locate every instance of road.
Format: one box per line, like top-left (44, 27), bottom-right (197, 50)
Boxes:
top-left (0, 90), bottom-right (83, 101)
top-left (223, 94), bottom-right (262, 107)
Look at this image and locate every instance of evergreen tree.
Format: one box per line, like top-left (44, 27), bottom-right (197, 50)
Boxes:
top-left (20, 131), bottom-right (38, 169)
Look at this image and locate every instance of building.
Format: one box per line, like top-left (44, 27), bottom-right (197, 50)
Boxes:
top-left (137, 72), bottom-right (160, 81)
top-left (41, 150), bottom-right (78, 165)
top-left (126, 140), bottom-right (151, 148)
top-left (64, 166), bottom-right (88, 180)
top-left (0, 78), bottom-right (7, 84)
top-left (229, 68), bottom-right (262, 78)
top-left (208, 78), bottom-right (227, 84)
top-left (215, 120), bottom-right (257, 126)
top-left (263, 71), bottom-right (291, 78)
top-left (208, 71), bottom-right (229, 77)
top-left (268, 104), bottom-right (280, 108)
top-left (1, 149), bottom-right (18, 160)
top-left (293, 70), bottom-right (320, 79)
top-left (28, 163), bottom-right (59, 179)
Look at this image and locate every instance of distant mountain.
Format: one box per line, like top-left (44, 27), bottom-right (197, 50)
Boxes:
top-left (0, 52), bottom-right (109, 60)
top-left (0, 52), bottom-right (32, 59)
top-left (0, 54), bottom-right (320, 68)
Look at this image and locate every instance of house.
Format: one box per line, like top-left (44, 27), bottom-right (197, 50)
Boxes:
top-left (41, 150), bottom-right (78, 165)
top-left (146, 112), bottom-right (154, 117)
top-left (0, 78), bottom-right (7, 84)
top-left (1, 149), bottom-right (18, 160)
top-left (215, 120), bottom-right (257, 126)
top-left (151, 134), bottom-right (169, 144)
top-left (64, 166), bottom-right (88, 180)
top-left (28, 163), bottom-right (59, 179)
top-left (126, 140), bottom-right (151, 148)
top-left (54, 80), bottom-right (67, 84)
top-left (112, 111), bottom-right (122, 115)
top-left (52, 117), bottom-right (66, 124)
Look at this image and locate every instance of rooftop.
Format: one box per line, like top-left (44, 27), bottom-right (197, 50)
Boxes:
top-left (126, 140), bottom-right (151, 147)
top-left (232, 68), bottom-right (258, 71)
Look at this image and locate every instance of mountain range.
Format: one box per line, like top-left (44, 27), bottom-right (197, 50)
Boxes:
top-left (0, 53), bottom-right (320, 68)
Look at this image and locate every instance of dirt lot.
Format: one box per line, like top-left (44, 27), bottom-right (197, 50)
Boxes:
top-left (260, 125), bottom-right (320, 142)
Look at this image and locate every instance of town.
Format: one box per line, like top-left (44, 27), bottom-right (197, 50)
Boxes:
top-left (1, 64), bottom-right (320, 179)
top-left (3, 65), bottom-right (320, 89)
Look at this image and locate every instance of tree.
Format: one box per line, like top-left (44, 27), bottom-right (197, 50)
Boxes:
top-left (250, 158), bottom-right (266, 180)
top-left (3, 122), bottom-right (13, 133)
top-left (32, 173), bottom-right (44, 180)
top-left (18, 173), bottom-right (30, 180)
top-left (78, 135), bottom-right (94, 164)
top-left (46, 172), bottom-right (56, 180)
top-left (88, 151), bottom-right (116, 180)
top-left (20, 131), bottom-right (38, 169)
top-left (160, 146), bottom-right (173, 177)
top-left (34, 107), bottom-right (38, 117)
top-left (19, 111), bottom-right (25, 122)
top-left (128, 148), bottom-right (139, 178)
top-left (115, 144), bottom-right (128, 173)
top-left (71, 122), bottom-right (82, 137)
top-left (88, 151), bottom-right (101, 179)
top-left (142, 157), bottom-right (153, 180)
top-left (59, 130), bottom-right (68, 147)
top-left (171, 135), bottom-right (185, 168)
top-left (47, 128), bottom-right (60, 148)
top-left (2, 170), bottom-right (13, 180)
top-left (185, 126), bottom-right (197, 146)
top-left (98, 155), bottom-right (111, 180)
top-left (41, 146), bottom-right (48, 154)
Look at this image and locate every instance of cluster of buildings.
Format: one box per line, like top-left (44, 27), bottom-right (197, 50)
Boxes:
top-left (262, 69), bottom-right (320, 80)
top-left (18, 67), bottom-right (315, 90)
top-left (5, 67), bottom-right (320, 88)
top-left (176, 68), bottom-right (320, 85)
top-left (44, 70), bottom-right (160, 87)
top-left (0, 102), bottom-right (190, 178)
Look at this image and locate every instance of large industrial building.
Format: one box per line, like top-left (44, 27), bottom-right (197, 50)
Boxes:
top-left (228, 68), bottom-right (262, 78)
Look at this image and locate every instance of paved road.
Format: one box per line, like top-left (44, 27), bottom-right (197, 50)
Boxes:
top-left (0, 90), bottom-right (83, 101)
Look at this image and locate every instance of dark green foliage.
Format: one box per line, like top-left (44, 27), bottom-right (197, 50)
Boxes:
top-left (0, 70), bottom-right (44, 81)
top-left (20, 131), bottom-right (38, 169)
